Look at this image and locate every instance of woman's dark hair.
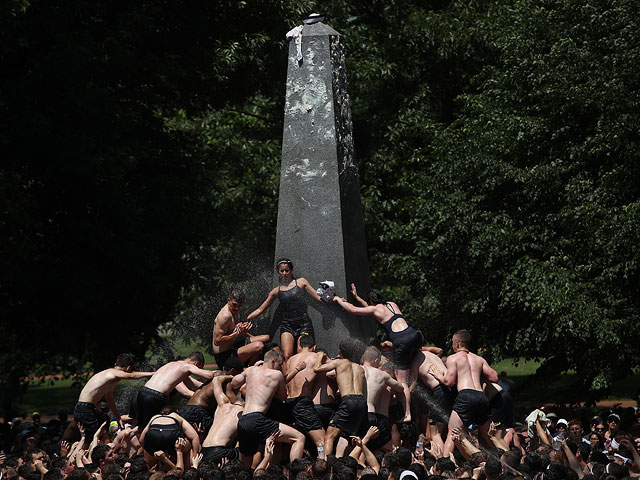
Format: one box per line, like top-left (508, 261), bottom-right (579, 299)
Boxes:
top-left (275, 258), bottom-right (293, 271)
top-left (366, 288), bottom-right (386, 305)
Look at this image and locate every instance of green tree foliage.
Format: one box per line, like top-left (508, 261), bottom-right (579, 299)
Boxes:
top-left (1, 0), bottom-right (638, 414)
top-left (339, 0), bottom-right (640, 394)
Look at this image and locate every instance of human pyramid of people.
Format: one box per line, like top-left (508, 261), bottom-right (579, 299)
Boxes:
top-left (3, 259), bottom-right (640, 480)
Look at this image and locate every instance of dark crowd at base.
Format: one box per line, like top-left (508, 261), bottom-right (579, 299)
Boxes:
top-left (2, 337), bottom-right (640, 480)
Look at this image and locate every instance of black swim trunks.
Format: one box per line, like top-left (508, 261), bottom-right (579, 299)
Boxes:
top-left (178, 404), bottom-right (214, 432)
top-left (237, 412), bottom-right (280, 456)
top-left (135, 386), bottom-right (167, 429)
top-left (489, 390), bottom-right (515, 428)
top-left (213, 336), bottom-right (246, 369)
top-left (452, 389), bottom-right (490, 427)
top-left (412, 382), bottom-right (453, 426)
top-left (287, 396), bottom-right (323, 433)
top-left (329, 394), bottom-right (367, 437)
top-left (201, 445), bottom-right (240, 463)
top-left (74, 402), bottom-right (101, 439)
top-left (366, 412), bottom-right (392, 451)
top-left (314, 404), bottom-right (338, 430)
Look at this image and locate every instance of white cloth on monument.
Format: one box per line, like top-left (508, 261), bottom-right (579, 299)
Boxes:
top-left (525, 408), bottom-right (551, 438)
top-left (286, 25), bottom-right (304, 62)
top-left (316, 281), bottom-right (335, 302)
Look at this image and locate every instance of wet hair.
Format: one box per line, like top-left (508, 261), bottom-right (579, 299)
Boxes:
top-left (275, 258), bottom-right (293, 271)
top-left (366, 288), bottom-right (386, 305)
top-left (454, 329), bottom-right (471, 348)
top-left (91, 445), bottom-right (111, 464)
top-left (264, 349), bottom-right (284, 363)
top-left (435, 457), bottom-right (456, 474)
top-left (312, 459), bottom-right (328, 479)
top-left (299, 334), bottom-right (315, 349)
top-left (114, 353), bottom-right (134, 369)
top-left (228, 287), bottom-right (245, 303)
top-left (396, 447), bottom-right (412, 468)
top-left (223, 356), bottom-right (244, 373)
top-left (186, 352), bottom-right (205, 365)
top-left (289, 458), bottom-right (312, 478)
top-left (407, 464), bottom-right (427, 480)
top-left (339, 340), bottom-right (365, 363)
top-left (501, 450), bottom-right (521, 469)
top-left (361, 346), bottom-right (382, 365)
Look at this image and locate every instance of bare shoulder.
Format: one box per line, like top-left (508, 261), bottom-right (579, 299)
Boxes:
top-left (215, 305), bottom-right (232, 323)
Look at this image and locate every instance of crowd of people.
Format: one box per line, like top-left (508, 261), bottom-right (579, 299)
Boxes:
top-left (2, 260), bottom-right (640, 480)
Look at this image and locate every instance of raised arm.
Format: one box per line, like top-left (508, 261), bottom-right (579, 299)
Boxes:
top-left (350, 283), bottom-right (369, 308)
top-left (230, 370), bottom-right (247, 392)
top-left (247, 288), bottom-right (279, 321)
top-left (334, 297), bottom-right (378, 316)
top-left (213, 375), bottom-right (233, 405)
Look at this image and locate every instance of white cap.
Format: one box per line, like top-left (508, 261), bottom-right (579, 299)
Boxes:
top-left (557, 418), bottom-right (568, 427)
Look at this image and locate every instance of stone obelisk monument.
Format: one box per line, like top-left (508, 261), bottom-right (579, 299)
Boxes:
top-left (273, 15), bottom-right (374, 354)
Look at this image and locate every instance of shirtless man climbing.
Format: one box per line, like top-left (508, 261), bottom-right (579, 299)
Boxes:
top-left (361, 346), bottom-right (409, 452)
top-left (284, 335), bottom-right (325, 456)
top-left (178, 356), bottom-right (244, 434)
top-left (230, 349), bottom-right (305, 466)
top-left (411, 349), bottom-right (453, 451)
top-left (428, 329), bottom-right (498, 456)
top-left (315, 340), bottom-right (368, 456)
top-left (311, 348), bottom-right (339, 431)
top-left (134, 352), bottom-right (215, 429)
top-left (213, 288), bottom-right (270, 367)
top-left (201, 374), bottom-right (244, 464)
top-left (75, 353), bottom-right (154, 446)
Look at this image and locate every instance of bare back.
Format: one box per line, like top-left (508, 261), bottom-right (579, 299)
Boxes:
top-left (363, 365), bottom-right (392, 415)
top-left (286, 350), bottom-right (318, 398)
top-left (311, 371), bottom-right (338, 406)
top-left (334, 360), bottom-right (365, 396)
top-left (203, 403), bottom-right (242, 447)
top-left (145, 361), bottom-right (195, 395)
top-left (78, 369), bottom-right (121, 404)
top-left (415, 351), bottom-right (447, 390)
top-left (374, 302), bottom-right (410, 332)
top-left (242, 365), bottom-right (285, 414)
top-left (186, 380), bottom-right (217, 409)
top-left (446, 351), bottom-right (490, 392)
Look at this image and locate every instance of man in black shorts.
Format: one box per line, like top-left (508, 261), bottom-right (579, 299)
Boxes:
top-left (212, 288), bottom-right (270, 367)
top-left (315, 341), bottom-right (368, 456)
top-left (231, 349), bottom-right (306, 465)
top-left (428, 329), bottom-right (498, 456)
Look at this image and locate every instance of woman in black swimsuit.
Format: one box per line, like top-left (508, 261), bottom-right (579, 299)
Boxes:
top-left (140, 412), bottom-right (201, 468)
top-left (247, 258), bottom-right (322, 360)
top-left (334, 288), bottom-right (421, 391)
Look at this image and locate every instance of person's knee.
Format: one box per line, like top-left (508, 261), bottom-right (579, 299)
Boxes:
top-left (252, 341), bottom-right (264, 353)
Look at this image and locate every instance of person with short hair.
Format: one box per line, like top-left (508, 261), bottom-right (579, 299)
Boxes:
top-left (314, 340), bottom-right (368, 456)
top-left (212, 288), bottom-right (270, 368)
top-left (133, 353), bottom-right (214, 429)
top-left (230, 349), bottom-right (306, 465)
top-left (361, 346), bottom-right (409, 452)
top-left (428, 329), bottom-right (498, 456)
top-left (247, 258), bottom-right (324, 361)
top-left (284, 335), bottom-right (326, 457)
top-left (200, 375), bottom-right (244, 464)
top-left (74, 353), bottom-right (154, 445)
